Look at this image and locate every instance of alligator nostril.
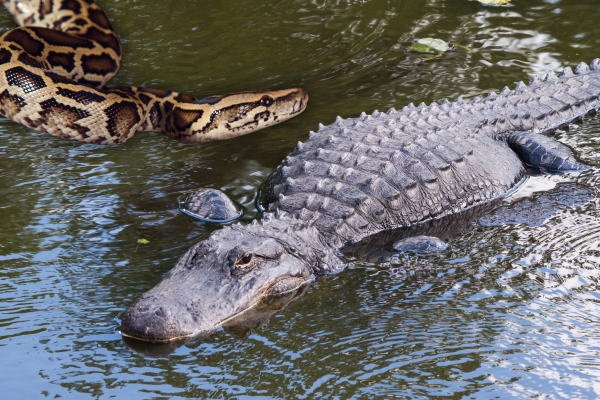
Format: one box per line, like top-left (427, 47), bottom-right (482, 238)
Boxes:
top-left (155, 306), bottom-right (171, 318)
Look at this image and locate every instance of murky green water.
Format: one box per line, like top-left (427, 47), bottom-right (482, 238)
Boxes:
top-left (2, 0), bottom-right (600, 398)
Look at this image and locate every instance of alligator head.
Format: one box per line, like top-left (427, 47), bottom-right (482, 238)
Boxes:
top-left (120, 219), bottom-right (342, 343)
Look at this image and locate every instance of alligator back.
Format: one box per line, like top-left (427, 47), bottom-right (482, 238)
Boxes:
top-left (266, 62), bottom-right (600, 247)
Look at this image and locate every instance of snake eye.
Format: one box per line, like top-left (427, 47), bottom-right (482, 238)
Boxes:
top-left (260, 96), bottom-right (273, 107)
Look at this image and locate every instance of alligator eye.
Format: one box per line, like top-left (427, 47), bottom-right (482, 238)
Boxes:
top-left (233, 253), bottom-right (256, 269)
top-left (260, 96), bottom-right (273, 107)
top-left (240, 253), bottom-right (253, 264)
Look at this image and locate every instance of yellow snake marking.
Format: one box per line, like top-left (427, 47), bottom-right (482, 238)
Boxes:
top-left (0, 0), bottom-right (308, 145)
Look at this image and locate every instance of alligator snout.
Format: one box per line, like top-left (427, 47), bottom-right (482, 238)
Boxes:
top-left (121, 294), bottom-right (200, 342)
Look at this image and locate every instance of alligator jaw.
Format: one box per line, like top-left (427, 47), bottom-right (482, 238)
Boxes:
top-left (120, 278), bottom-right (311, 343)
top-left (121, 283), bottom-right (311, 357)
top-left (120, 270), bottom-right (313, 343)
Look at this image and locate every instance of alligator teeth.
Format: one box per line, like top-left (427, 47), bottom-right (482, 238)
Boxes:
top-left (559, 67), bottom-right (574, 77)
top-left (407, 102), bottom-right (416, 110)
top-left (456, 96), bottom-right (465, 104)
top-left (500, 86), bottom-right (511, 95)
top-left (575, 62), bottom-right (590, 74)
top-left (318, 123), bottom-right (325, 130)
top-left (418, 102), bottom-right (427, 109)
top-left (544, 70), bottom-right (558, 81)
top-left (387, 108), bottom-right (396, 114)
top-left (591, 59), bottom-right (600, 70)
top-left (308, 130), bottom-right (316, 139)
top-left (360, 112), bottom-right (367, 119)
top-left (487, 91), bottom-right (497, 100)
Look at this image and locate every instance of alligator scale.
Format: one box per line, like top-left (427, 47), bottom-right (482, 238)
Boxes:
top-left (122, 61), bottom-right (600, 343)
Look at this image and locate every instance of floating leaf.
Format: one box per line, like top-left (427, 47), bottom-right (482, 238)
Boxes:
top-left (410, 38), bottom-right (475, 61)
top-left (411, 38), bottom-right (450, 54)
top-left (136, 238), bottom-right (150, 251)
top-left (477, 0), bottom-right (510, 4)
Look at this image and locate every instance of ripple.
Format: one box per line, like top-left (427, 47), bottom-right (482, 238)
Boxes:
top-left (3, 0), bottom-right (600, 398)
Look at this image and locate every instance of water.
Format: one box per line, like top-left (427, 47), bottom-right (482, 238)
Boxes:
top-left (1, 0), bottom-right (600, 398)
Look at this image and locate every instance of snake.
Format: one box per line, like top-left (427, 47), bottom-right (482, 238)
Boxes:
top-left (0, 0), bottom-right (308, 145)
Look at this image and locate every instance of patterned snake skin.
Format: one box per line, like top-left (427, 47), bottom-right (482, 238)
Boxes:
top-left (0, 0), bottom-right (308, 144)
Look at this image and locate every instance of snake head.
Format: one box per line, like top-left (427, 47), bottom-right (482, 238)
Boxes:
top-left (174, 88), bottom-right (309, 142)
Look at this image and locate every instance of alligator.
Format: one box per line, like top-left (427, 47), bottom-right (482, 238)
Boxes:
top-left (121, 60), bottom-right (600, 343)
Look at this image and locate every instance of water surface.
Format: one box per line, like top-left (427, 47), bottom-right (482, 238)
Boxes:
top-left (1, 0), bottom-right (600, 398)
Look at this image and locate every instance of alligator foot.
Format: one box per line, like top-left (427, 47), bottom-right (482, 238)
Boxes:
top-left (392, 236), bottom-right (448, 254)
top-left (507, 131), bottom-right (589, 171)
top-left (179, 189), bottom-right (242, 222)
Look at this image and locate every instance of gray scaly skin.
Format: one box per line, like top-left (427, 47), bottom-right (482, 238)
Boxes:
top-left (121, 60), bottom-right (599, 343)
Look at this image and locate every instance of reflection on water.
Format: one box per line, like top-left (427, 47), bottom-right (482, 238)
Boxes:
top-left (2, 0), bottom-right (600, 398)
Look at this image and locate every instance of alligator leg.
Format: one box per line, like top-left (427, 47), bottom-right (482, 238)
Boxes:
top-left (392, 236), bottom-right (448, 254)
top-left (179, 189), bottom-right (242, 222)
top-left (506, 131), bottom-right (589, 171)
